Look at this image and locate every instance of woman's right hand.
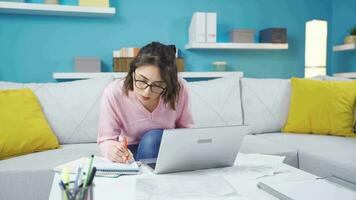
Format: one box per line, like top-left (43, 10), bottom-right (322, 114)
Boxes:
top-left (105, 140), bottom-right (133, 163)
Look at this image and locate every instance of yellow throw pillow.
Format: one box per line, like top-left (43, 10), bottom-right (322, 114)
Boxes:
top-left (0, 89), bottom-right (59, 160)
top-left (282, 78), bottom-right (356, 137)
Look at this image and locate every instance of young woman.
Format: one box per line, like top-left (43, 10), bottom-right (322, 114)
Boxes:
top-left (97, 42), bottom-right (194, 163)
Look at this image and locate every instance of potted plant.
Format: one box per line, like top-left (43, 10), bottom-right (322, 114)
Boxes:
top-left (344, 26), bottom-right (356, 44)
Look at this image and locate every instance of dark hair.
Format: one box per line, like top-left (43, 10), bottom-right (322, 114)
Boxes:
top-left (123, 42), bottom-right (180, 110)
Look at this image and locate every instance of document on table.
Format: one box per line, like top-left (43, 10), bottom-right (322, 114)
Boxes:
top-left (135, 175), bottom-right (247, 200)
top-left (235, 153), bottom-right (286, 168)
top-left (200, 153), bottom-right (287, 180)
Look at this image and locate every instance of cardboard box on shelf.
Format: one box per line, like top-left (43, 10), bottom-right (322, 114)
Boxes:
top-left (74, 57), bottom-right (101, 72)
top-left (259, 28), bottom-right (287, 43)
top-left (230, 29), bottom-right (255, 43)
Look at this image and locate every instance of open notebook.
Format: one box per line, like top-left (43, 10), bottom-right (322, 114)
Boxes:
top-left (53, 156), bottom-right (140, 178)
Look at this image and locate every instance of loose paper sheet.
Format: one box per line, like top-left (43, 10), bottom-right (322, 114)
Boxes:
top-left (135, 175), bottom-right (246, 200)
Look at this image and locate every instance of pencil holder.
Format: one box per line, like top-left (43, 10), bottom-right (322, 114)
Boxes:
top-left (59, 181), bottom-right (95, 200)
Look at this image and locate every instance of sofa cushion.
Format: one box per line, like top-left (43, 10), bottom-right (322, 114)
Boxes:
top-left (188, 74), bottom-right (243, 127)
top-left (0, 143), bottom-right (100, 200)
top-left (0, 81), bottom-right (23, 89)
top-left (257, 133), bottom-right (356, 183)
top-left (0, 76), bottom-right (113, 144)
top-left (239, 135), bottom-right (299, 168)
top-left (0, 89), bottom-right (59, 160)
top-left (241, 78), bottom-right (290, 134)
top-left (282, 78), bottom-right (356, 137)
top-left (0, 143), bottom-right (100, 172)
top-left (318, 75), bottom-right (353, 82)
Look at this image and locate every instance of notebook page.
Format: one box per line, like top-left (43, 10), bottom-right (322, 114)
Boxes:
top-left (53, 156), bottom-right (139, 175)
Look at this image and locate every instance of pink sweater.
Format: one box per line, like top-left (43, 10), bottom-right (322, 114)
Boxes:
top-left (97, 78), bottom-right (194, 155)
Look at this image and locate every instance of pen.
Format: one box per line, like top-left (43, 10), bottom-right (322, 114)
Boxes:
top-left (123, 136), bottom-right (129, 162)
top-left (84, 155), bottom-right (94, 187)
top-left (79, 155), bottom-right (94, 200)
top-left (59, 180), bottom-right (71, 199)
top-left (74, 164), bottom-right (82, 192)
top-left (59, 180), bottom-right (66, 189)
top-left (87, 167), bottom-right (97, 186)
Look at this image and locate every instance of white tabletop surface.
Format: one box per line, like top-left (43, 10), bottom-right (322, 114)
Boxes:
top-left (49, 161), bottom-right (318, 200)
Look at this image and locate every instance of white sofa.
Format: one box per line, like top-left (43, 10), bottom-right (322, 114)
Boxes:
top-left (1, 73), bottom-right (355, 200)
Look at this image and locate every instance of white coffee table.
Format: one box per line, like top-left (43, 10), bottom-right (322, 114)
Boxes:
top-left (49, 161), bottom-right (318, 200)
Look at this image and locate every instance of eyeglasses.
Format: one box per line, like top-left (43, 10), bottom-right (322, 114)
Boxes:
top-left (133, 73), bottom-right (166, 94)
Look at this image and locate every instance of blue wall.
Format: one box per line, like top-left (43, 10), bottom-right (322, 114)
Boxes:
top-left (0, 0), bottom-right (332, 82)
top-left (331, 0), bottom-right (356, 74)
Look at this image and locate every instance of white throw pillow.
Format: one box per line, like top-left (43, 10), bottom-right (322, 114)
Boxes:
top-left (309, 75), bottom-right (352, 82)
top-left (0, 81), bottom-right (23, 90)
top-left (187, 74), bottom-right (243, 127)
top-left (322, 75), bottom-right (353, 82)
top-left (241, 78), bottom-right (291, 134)
top-left (0, 76), bottom-right (113, 144)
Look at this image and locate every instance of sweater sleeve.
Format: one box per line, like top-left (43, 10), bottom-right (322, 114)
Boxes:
top-left (175, 79), bottom-right (195, 128)
top-left (97, 84), bottom-right (122, 157)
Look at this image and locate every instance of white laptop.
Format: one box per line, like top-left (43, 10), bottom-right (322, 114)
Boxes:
top-left (142, 125), bottom-right (249, 174)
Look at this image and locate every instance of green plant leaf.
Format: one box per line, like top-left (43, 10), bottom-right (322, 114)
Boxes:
top-left (351, 27), bottom-right (356, 35)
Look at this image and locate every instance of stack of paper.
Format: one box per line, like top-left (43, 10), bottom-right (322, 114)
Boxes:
top-left (113, 47), bottom-right (140, 58)
top-left (234, 153), bottom-right (287, 178)
top-left (235, 153), bottom-right (285, 168)
top-left (198, 153), bottom-right (286, 180)
top-left (53, 156), bottom-right (140, 178)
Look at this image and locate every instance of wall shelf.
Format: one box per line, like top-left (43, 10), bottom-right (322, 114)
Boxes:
top-left (53, 72), bottom-right (243, 80)
top-left (0, 1), bottom-right (115, 17)
top-left (333, 72), bottom-right (356, 78)
top-left (185, 42), bottom-right (288, 50)
top-left (333, 43), bottom-right (356, 52)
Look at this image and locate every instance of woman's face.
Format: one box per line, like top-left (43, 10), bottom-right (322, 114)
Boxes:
top-left (133, 65), bottom-right (166, 106)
